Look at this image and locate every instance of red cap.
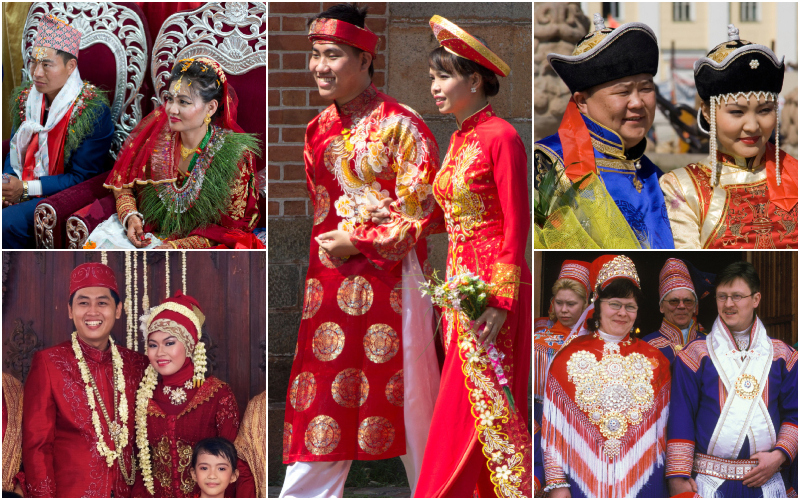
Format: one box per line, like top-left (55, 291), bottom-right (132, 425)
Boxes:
top-left (557, 260), bottom-right (591, 296)
top-left (590, 255), bottom-right (640, 292)
top-left (69, 262), bottom-right (119, 296)
top-left (146, 291), bottom-right (205, 346)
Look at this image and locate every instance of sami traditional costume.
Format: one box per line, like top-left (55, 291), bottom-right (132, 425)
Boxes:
top-left (235, 391), bottom-right (266, 498)
top-left (534, 260), bottom-right (590, 423)
top-left (22, 263), bottom-right (148, 497)
top-left (534, 420), bottom-right (544, 498)
top-left (414, 17), bottom-right (532, 498)
top-left (667, 317), bottom-right (798, 497)
top-left (99, 57), bottom-right (262, 249)
top-left (661, 24), bottom-right (798, 249)
top-left (542, 255), bottom-right (671, 498)
top-left (643, 258), bottom-right (708, 366)
top-left (2, 373), bottom-right (24, 495)
top-left (3, 15), bottom-right (114, 249)
top-left (281, 14), bottom-right (442, 498)
top-left (535, 14), bottom-right (674, 249)
top-left (132, 291), bottom-right (254, 498)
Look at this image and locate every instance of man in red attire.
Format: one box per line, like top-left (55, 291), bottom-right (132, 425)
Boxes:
top-left (22, 262), bottom-right (148, 497)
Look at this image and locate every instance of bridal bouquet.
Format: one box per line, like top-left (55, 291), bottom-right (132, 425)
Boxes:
top-left (419, 271), bottom-right (515, 409)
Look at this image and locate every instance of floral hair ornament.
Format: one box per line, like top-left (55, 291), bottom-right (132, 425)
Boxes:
top-left (429, 15), bottom-right (510, 77)
top-left (144, 290), bottom-right (207, 387)
top-left (308, 17), bottom-right (378, 56)
top-left (695, 24), bottom-right (785, 187)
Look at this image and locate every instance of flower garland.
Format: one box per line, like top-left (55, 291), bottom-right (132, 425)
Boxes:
top-left (125, 252), bottom-right (133, 350)
top-left (135, 365), bottom-right (159, 495)
top-left (181, 251), bottom-right (187, 295)
top-left (142, 251), bottom-right (150, 311)
top-left (71, 332), bottom-right (129, 466)
top-left (165, 251), bottom-right (171, 297)
top-left (101, 251), bottom-right (108, 265)
top-left (133, 254), bottom-right (138, 352)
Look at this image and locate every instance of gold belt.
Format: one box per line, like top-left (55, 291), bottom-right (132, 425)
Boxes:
top-left (693, 452), bottom-right (758, 480)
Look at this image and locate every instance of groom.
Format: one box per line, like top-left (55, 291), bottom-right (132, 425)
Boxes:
top-left (280, 3), bottom-right (442, 498)
top-left (3, 14), bottom-right (114, 248)
top-left (22, 262), bottom-right (148, 497)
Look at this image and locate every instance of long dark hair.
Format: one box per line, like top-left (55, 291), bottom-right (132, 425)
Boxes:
top-left (587, 279), bottom-right (644, 333)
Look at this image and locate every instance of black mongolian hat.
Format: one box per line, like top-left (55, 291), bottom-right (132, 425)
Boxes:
top-left (547, 14), bottom-right (659, 94)
top-left (694, 25), bottom-right (784, 101)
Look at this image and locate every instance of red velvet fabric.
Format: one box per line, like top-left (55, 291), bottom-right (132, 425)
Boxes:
top-left (227, 70), bottom-right (266, 172)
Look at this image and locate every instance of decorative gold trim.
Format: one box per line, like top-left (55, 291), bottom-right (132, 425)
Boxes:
top-left (146, 302), bottom-right (203, 339)
top-left (430, 15), bottom-right (510, 76)
top-left (735, 374), bottom-right (759, 399)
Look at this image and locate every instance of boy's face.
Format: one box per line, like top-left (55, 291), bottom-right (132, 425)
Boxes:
top-left (191, 452), bottom-right (238, 498)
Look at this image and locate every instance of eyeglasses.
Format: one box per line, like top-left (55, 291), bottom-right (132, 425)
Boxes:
top-left (600, 300), bottom-right (638, 313)
top-left (664, 298), bottom-right (696, 307)
top-left (715, 293), bottom-right (753, 303)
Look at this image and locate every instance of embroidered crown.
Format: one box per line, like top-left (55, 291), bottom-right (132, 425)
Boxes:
top-left (593, 255), bottom-right (640, 292)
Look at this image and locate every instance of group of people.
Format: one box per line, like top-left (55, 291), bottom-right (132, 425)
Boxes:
top-left (280, 3), bottom-right (532, 498)
top-left (534, 256), bottom-right (798, 497)
top-left (1, 262), bottom-right (266, 497)
top-left (2, 13), bottom-right (263, 249)
top-left (535, 14), bottom-right (798, 249)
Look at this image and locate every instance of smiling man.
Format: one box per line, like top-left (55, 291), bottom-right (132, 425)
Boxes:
top-left (2, 14), bottom-right (113, 248)
top-left (21, 262), bottom-right (148, 497)
top-left (667, 261), bottom-right (797, 497)
top-left (534, 13), bottom-right (674, 249)
top-left (279, 3), bottom-right (443, 498)
top-left (643, 258), bottom-right (708, 365)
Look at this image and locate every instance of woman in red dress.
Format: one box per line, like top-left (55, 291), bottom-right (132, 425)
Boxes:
top-left (413, 16), bottom-right (532, 498)
top-left (132, 291), bottom-right (254, 497)
top-left (533, 260), bottom-right (590, 424)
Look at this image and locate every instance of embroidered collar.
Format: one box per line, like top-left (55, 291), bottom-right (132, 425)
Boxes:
top-left (336, 83), bottom-right (377, 117)
top-left (75, 335), bottom-right (112, 364)
top-left (580, 112), bottom-right (647, 161)
top-left (658, 318), bottom-right (696, 347)
top-left (457, 103), bottom-right (493, 131)
top-left (716, 149), bottom-right (766, 172)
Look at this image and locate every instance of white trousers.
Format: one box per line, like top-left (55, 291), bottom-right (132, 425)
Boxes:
top-left (280, 250), bottom-right (440, 498)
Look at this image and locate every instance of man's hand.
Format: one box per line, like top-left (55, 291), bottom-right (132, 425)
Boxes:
top-left (126, 215), bottom-right (151, 248)
top-left (668, 477), bottom-right (698, 496)
top-left (548, 486), bottom-right (571, 498)
top-left (366, 198), bottom-right (393, 225)
top-left (742, 450), bottom-right (786, 488)
top-left (2, 176), bottom-right (24, 206)
top-left (471, 306), bottom-right (508, 347)
top-left (316, 230), bottom-right (360, 258)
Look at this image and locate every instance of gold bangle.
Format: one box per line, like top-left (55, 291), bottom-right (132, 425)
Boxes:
top-left (22, 181), bottom-right (29, 201)
top-left (169, 241), bottom-right (179, 249)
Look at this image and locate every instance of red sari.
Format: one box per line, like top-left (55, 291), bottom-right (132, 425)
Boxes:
top-left (132, 375), bottom-right (247, 498)
top-left (415, 105), bottom-right (532, 497)
top-left (22, 338), bottom-right (148, 498)
top-left (283, 84), bottom-right (442, 463)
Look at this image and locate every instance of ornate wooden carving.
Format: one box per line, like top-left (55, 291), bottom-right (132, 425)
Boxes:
top-left (4, 319), bottom-right (44, 383)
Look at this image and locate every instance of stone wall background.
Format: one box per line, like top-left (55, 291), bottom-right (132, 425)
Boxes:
top-left (268, 2), bottom-right (532, 486)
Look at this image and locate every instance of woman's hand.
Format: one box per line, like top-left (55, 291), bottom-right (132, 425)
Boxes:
top-left (471, 306), bottom-right (508, 347)
top-left (126, 215), bottom-right (151, 248)
top-left (153, 243), bottom-right (172, 249)
top-left (366, 198), bottom-right (393, 225)
top-left (742, 450), bottom-right (786, 487)
top-left (316, 230), bottom-right (361, 258)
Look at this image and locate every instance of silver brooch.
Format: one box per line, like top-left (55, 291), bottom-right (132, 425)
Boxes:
top-left (749, 59), bottom-right (760, 69)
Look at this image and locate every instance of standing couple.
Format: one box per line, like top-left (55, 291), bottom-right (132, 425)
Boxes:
top-left (280, 3), bottom-right (532, 498)
top-left (535, 14), bottom-right (798, 249)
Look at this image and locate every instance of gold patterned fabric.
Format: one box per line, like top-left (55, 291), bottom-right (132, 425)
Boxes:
top-left (2, 373), bottom-right (23, 492)
top-left (284, 83), bottom-right (442, 462)
top-left (234, 392), bottom-right (265, 498)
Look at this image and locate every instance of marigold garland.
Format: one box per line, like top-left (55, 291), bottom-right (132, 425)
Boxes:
top-left (71, 332), bottom-right (129, 467)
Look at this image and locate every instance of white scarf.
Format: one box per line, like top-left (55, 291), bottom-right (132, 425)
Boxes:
top-left (9, 68), bottom-right (84, 179)
top-left (695, 316), bottom-right (785, 498)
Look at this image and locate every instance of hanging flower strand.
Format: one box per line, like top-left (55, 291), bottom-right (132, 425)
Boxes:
top-left (165, 251), bottom-right (171, 298)
top-left (125, 251), bottom-right (132, 350)
top-left (101, 251), bottom-right (108, 265)
top-left (142, 251), bottom-right (149, 312)
top-left (182, 251), bottom-right (187, 295)
top-left (133, 253), bottom-right (138, 352)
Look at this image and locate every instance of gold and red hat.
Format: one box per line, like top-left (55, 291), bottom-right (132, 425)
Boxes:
top-left (145, 291), bottom-right (208, 386)
top-left (308, 17), bottom-right (378, 57)
top-left (34, 14), bottom-right (82, 59)
top-left (658, 258), bottom-right (696, 303)
top-left (557, 260), bottom-right (591, 296)
top-left (429, 15), bottom-right (510, 77)
top-left (70, 262), bottom-right (119, 296)
top-left (591, 255), bottom-right (640, 292)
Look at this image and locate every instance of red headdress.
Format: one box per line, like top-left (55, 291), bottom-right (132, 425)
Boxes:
top-left (34, 14), bottom-right (82, 58)
top-left (658, 258), bottom-right (696, 303)
top-left (590, 255), bottom-right (640, 293)
top-left (308, 17), bottom-right (378, 56)
top-left (70, 262), bottom-right (119, 296)
top-left (429, 15), bottom-right (510, 77)
top-left (556, 260), bottom-right (591, 297)
top-left (144, 290), bottom-right (207, 387)
top-left (104, 57), bottom-right (242, 189)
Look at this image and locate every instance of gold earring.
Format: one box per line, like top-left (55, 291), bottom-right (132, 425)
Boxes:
top-left (204, 114), bottom-right (211, 125)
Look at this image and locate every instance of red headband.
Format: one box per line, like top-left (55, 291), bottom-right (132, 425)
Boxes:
top-left (308, 18), bottom-right (378, 57)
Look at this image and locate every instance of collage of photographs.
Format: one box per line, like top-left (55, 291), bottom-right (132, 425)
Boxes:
top-left (0, 1), bottom-right (797, 500)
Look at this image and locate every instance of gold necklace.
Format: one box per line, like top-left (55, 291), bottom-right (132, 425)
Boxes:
top-left (179, 142), bottom-right (196, 160)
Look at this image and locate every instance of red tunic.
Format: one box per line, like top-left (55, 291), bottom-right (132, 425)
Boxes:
top-left (415, 105), bottom-right (533, 497)
top-left (22, 337), bottom-right (148, 497)
top-left (283, 84), bottom-right (442, 463)
top-left (131, 376), bottom-right (243, 498)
